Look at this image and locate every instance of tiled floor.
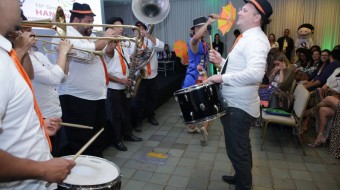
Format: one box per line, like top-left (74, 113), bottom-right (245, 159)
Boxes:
top-left (103, 98), bottom-right (340, 190)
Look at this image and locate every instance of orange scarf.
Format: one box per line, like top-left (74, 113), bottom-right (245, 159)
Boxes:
top-left (9, 50), bottom-right (52, 150)
top-left (99, 56), bottom-right (109, 85)
top-left (116, 44), bottom-right (127, 76)
top-left (230, 34), bottom-right (243, 52)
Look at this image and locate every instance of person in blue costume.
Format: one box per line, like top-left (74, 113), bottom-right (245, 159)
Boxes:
top-left (182, 16), bottom-right (218, 146)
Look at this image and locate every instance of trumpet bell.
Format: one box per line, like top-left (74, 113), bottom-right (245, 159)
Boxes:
top-left (132, 0), bottom-right (170, 24)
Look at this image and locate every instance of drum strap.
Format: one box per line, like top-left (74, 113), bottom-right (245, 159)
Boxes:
top-left (221, 58), bottom-right (229, 74)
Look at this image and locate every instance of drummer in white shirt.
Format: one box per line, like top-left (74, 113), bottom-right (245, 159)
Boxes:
top-left (0, 0), bottom-right (75, 188)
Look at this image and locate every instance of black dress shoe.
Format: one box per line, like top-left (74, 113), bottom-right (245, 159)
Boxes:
top-left (148, 117), bottom-right (159, 126)
top-left (124, 134), bottom-right (142, 142)
top-left (222, 175), bottom-right (236, 184)
top-left (113, 142), bottom-right (127, 151)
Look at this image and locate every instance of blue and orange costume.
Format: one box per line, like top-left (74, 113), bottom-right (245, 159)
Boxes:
top-left (181, 38), bottom-right (209, 88)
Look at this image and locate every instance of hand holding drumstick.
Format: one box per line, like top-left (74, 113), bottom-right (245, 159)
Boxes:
top-left (45, 128), bottom-right (104, 187)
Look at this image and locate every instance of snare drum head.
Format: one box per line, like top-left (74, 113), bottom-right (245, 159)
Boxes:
top-left (62, 155), bottom-right (120, 186)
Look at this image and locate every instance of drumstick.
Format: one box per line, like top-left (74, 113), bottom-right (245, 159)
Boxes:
top-left (45, 128), bottom-right (104, 188)
top-left (207, 25), bottom-right (213, 50)
top-left (60, 122), bottom-right (93, 130)
top-left (72, 128), bottom-right (105, 160)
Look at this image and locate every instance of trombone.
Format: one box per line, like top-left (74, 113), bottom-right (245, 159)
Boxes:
top-left (38, 39), bottom-right (104, 61)
top-left (21, 20), bottom-right (143, 47)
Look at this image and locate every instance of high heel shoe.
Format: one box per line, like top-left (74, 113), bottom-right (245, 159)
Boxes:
top-left (308, 133), bottom-right (327, 148)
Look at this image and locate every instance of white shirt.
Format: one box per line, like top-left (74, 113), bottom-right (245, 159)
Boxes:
top-left (0, 35), bottom-right (55, 190)
top-left (326, 68), bottom-right (340, 93)
top-left (221, 27), bottom-right (270, 117)
top-left (129, 37), bottom-right (164, 79)
top-left (30, 51), bottom-right (65, 118)
top-left (50, 26), bottom-right (107, 100)
top-left (107, 44), bottom-right (131, 90)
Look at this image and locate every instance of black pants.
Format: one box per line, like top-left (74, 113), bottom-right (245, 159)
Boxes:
top-left (106, 89), bottom-right (133, 143)
top-left (220, 107), bottom-right (255, 190)
top-left (59, 95), bottom-right (108, 157)
top-left (131, 77), bottom-right (158, 126)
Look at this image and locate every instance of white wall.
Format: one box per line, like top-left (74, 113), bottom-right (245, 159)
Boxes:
top-left (104, 0), bottom-right (245, 57)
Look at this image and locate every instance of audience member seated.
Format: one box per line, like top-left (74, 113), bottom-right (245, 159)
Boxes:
top-left (302, 48), bottom-right (340, 91)
top-left (294, 48), bottom-right (311, 81)
top-left (302, 62), bottom-right (340, 133)
top-left (310, 45), bottom-right (321, 53)
top-left (295, 49), bottom-right (322, 81)
top-left (307, 70), bottom-right (340, 148)
top-left (259, 52), bottom-right (295, 101)
top-left (291, 48), bottom-right (303, 67)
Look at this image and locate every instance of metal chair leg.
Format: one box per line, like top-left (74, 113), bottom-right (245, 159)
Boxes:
top-left (261, 122), bottom-right (268, 151)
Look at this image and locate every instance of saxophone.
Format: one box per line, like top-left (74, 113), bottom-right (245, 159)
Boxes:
top-left (125, 41), bottom-right (155, 98)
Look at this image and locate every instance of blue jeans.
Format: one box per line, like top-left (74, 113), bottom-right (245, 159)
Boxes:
top-left (220, 107), bottom-right (255, 190)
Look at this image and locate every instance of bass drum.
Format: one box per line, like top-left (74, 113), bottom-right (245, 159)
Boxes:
top-left (58, 155), bottom-right (121, 190)
top-left (174, 83), bottom-right (228, 124)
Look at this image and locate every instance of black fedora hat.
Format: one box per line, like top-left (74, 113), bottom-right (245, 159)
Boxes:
top-left (133, 21), bottom-right (147, 31)
top-left (192, 16), bottom-right (207, 28)
top-left (244, 0), bottom-right (272, 23)
top-left (106, 17), bottom-right (124, 25)
top-left (69, 2), bottom-right (96, 16)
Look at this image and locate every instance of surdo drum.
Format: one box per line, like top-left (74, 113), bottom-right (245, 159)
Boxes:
top-left (174, 83), bottom-right (228, 124)
top-left (58, 155), bottom-right (121, 190)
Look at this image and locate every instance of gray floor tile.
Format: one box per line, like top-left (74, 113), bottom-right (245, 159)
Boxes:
top-left (132, 170), bottom-right (153, 182)
top-left (142, 183), bottom-right (165, 190)
top-left (294, 179), bottom-right (318, 190)
top-left (273, 178), bottom-right (296, 189)
top-left (167, 175), bottom-right (189, 188)
top-left (149, 173), bottom-right (171, 185)
top-left (271, 168), bottom-right (291, 179)
top-left (102, 98), bottom-right (340, 190)
top-left (290, 170), bottom-right (312, 181)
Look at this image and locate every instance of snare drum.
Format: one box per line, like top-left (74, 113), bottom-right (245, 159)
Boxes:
top-left (58, 155), bottom-right (121, 190)
top-left (174, 83), bottom-right (228, 124)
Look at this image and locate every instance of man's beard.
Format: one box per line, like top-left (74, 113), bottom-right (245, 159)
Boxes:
top-left (83, 27), bottom-right (93, 37)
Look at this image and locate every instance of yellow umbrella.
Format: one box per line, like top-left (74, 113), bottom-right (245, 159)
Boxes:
top-left (173, 40), bottom-right (188, 59)
top-left (218, 2), bottom-right (237, 36)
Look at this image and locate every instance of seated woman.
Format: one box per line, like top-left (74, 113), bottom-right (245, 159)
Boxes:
top-left (294, 48), bottom-right (314, 81)
top-left (309, 90), bottom-right (340, 148)
top-left (259, 52), bottom-right (295, 101)
top-left (303, 48), bottom-right (340, 91)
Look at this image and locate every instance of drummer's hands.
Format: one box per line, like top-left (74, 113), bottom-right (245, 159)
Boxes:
top-left (207, 14), bottom-right (219, 24)
top-left (205, 75), bottom-right (223, 84)
top-left (44, 117), bottom-right (62, 136)
top-left (209, 49), bottom-right (222, 65)
top-left (40, 158), bottom-right (75, 183)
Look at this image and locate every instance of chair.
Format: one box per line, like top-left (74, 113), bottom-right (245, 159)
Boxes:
top-left (261, 84), bottom-right (310, 155)
top-left (289, 79), bottom-right (297, 94)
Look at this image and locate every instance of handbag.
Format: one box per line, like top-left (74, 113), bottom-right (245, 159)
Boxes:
top-left (268, 88), bottom-right (295, 112)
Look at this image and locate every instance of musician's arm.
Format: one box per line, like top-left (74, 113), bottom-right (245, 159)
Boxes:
top-left (21, 54), bottom-right (34, 79)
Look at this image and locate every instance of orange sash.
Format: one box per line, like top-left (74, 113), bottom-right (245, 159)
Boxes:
top-left (230, 34), bottom-right (243, 52)
top-left (9, 50), bottom-right (52, 150)
top-left (99, 56), bottom-right (109, 85)
top-left (116, 45), bottom-right (127, 76)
